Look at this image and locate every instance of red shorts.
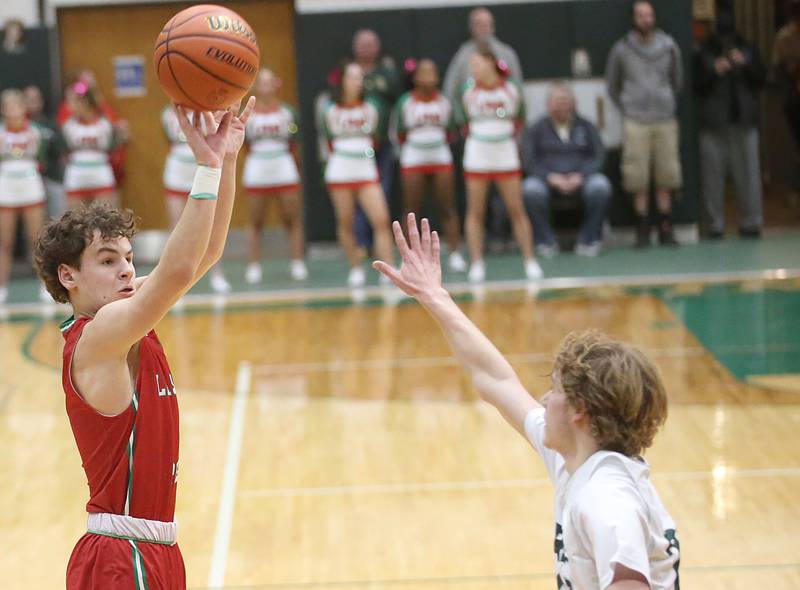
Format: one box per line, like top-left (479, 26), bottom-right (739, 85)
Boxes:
top-left (67, 533), bottom-right (185, 589)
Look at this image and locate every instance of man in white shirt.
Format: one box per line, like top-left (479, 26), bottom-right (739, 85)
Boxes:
top-left (374, 214), bottom-right (681, 590)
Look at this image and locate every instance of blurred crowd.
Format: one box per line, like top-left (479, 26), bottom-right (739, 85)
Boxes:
top-left (1, 0), bottom-right (799, 299)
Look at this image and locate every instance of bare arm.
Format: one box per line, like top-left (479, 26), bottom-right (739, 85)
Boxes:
top-left (74, 108), bottom-right (232, 414)
top-left (194, 97), bottom-right (256, 279)
top-left (374, 214), bottom-right (540, 436)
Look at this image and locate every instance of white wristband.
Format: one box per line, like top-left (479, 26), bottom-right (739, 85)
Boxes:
top-left (189, 166), bottom-right (222, 200)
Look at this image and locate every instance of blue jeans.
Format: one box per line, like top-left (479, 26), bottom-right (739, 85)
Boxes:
top-left (355, 140), bottom-right (394, 248)
top-left (522, 173), bottom-right (611, 246)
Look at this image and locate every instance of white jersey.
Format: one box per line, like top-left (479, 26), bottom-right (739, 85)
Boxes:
top-left (524, 408), bottom-right (680, 590)
top-left (322, 100), bottom-right (380, 186)
top-left (459, 79), bottom-right (524, 174)
top-left (161, 106), bottom-right (197, 195)
top-left (62, 116), bottom-right (115, 194)
top-left (390, 91), bottom-right (453, 172)
top-left (243, 103), bottom-right (300, 191)
top-left (0, 121), bottom-right (46, 206)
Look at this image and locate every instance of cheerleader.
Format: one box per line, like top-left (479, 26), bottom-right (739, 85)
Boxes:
top-left (0, 89), bottom-right (48, 302)
top-left (321, 61), bottom-right (395, 287)
top-left (61, 83), bottom-right (117, 207)
top-left (243, 68), bottom-right (307, 283)
top-left (458, 44), bottom-right (541, 282)
top-left (390, 58), bottom-right (466, 273)
top-left (161, 105), bottom-right (231, 294)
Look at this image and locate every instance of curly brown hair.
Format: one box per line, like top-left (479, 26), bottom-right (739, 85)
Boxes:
top-left (553, 330), bottom-right (668, 457)
top-left (34, 203), bottom-right (136, 304)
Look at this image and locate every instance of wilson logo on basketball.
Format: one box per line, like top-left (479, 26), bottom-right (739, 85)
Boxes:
top-left (205, 15), bottom-right (257, 45)
top-left (205, 47), bottom-right (257, 75)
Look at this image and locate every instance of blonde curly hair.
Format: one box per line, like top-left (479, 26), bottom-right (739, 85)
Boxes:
top-left (553, 330), bottom-right (668, 457)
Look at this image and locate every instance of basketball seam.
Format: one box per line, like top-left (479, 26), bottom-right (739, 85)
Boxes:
top-left (153, 33), bottom-right (259, 58)
top-left (163, 13), bottom-right (206, 111)
top-left (158, 50), bottom-right (249, 92)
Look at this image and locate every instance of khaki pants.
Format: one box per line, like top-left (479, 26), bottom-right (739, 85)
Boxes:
top-left (621, 118), bottom-right (682, 193)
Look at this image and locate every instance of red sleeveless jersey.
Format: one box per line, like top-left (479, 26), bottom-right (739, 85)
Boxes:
top-left (61, 316), bottom-right (180, 522)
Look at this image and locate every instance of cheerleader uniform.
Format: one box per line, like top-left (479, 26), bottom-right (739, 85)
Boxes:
top-left (243, 103), bottom-right (301, 194)
top-left (459, 78), bottom-right (525, 179)
top-left (390, 91), bottom-right (454, 175)
top-left (0, 121), bottom-right (46, 210)
top-left (161, 106), bottom-right (197, 198)
top-left (322, 100), bottom-right (380, 190)
top-left (62, 116), bottom-right (116, 199)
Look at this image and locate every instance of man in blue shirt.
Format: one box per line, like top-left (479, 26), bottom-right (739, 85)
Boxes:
top-left (522, 83), bottom-right (611, 257)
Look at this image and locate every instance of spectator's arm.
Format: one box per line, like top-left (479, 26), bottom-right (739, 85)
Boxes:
top-left (742, 45), bottom-right (768, 90)
top-left (443, 44), bottom-right (469, 102)
top-left (692, 47), bottom-right (717, 95)
top-left (580, 121), bottom-right (606, 177)
top-left (385, 61), bottom-right (403, 105)
top-left (523, 121), bottom-right (549, 179)
top-left (388, 98), bottom-right (404, 150)
top-left (605, 45), bottom-right (623, 107)
top-left (507, 47), bottom-right (524, 82)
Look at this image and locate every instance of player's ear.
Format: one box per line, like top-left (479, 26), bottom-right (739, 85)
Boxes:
top-left (58, 263), bottom-right (79, 294)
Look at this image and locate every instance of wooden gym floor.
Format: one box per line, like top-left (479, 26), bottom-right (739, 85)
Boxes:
top-left (1, 273), bottom-right (799, 589)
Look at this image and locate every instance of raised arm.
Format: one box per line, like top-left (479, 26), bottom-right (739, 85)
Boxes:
top-left (194, 96), bottom-right (256, 279)
top-left (81, 107), bottom-right (232, 360)
top-left (374, 214), bottom-right (541, 436)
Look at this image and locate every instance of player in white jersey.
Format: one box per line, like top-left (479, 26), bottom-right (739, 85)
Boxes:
top-left (457, 45), bottom-right (540, 283)
top-left (161, 105), bottom-right (231, 294)
top-left (321, 61), bottom-right (394, 287)
top-left (243, 68), bottom-right (307, 283)
top-left (390, 59), bottom-right (466, 273)
top-left (61, 85), bottom-right (117, 207)
top-left (0, 89), bottom-right (50, 303)
top-left (375, 213), bottom-right (681, 590)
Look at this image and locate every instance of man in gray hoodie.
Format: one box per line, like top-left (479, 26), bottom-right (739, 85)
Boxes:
top-left (442, 7), bottom-right (523, 102)
top-left (606, 0), bottom-right (683, 247)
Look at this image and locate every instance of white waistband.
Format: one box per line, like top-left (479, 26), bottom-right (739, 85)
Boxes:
top-left (87, 513), bottom-right (177, 546)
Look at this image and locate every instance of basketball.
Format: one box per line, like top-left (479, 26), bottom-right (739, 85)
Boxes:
top-left (154, 4), bottom-right (260, 111)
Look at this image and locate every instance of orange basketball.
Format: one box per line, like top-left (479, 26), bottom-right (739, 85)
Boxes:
top-left (154, 4), bottom-right (260, 111)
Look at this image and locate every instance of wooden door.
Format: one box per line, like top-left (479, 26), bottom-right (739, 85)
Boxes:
top-left (58, 0), bottom-right (297, 229)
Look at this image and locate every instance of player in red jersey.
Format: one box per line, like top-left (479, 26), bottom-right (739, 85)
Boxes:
top-left (33, 96), bottom-right (254, 589)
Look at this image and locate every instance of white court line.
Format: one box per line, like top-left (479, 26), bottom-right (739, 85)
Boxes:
top-left (250, 347), bottom-right (707, 376)
top-left (239, 467), bottom-right (800, 499)
top-left (207, 362), bottom-right (251, 589)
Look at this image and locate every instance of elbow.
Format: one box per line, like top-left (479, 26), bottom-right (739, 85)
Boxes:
top-left (163, 263), bottom-right (198, 291)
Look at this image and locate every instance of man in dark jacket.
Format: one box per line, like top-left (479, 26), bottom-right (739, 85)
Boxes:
top-left (694, 11), bottom-right (766, 238)
top-left (522, 83), bottom-right (611, 257)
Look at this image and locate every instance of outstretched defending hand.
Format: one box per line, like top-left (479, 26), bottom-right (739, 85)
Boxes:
top-left (176, 104), bottom-right (232, 169)
top-left (373, 213), bottom-right (444, 300)
top-left (212, 96), bottom-right (256, 156)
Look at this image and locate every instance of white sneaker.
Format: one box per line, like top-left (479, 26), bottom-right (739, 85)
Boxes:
top-left (0, 286), bottom-right (7, 304)
top-left (468, 261), bottom-right (486, 283)
top-left (575, 242), bottom-right (602, 257)
top-left (39, 284), bottom-right (53, 302)
top-left (289, 260), bottom-right (308, 281)
top-left (448, 251), bottom-right (468, 272)
top-left (347, 266), bottom-right (366, 288)
top-left (210, 272), bottom-right (232, 294)
top-left (245, 263), bottom-right (262, 284)
top-left (537, 243), bottom-right (559, 259)
top-left (525, 259), bottom-right (544, 281)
